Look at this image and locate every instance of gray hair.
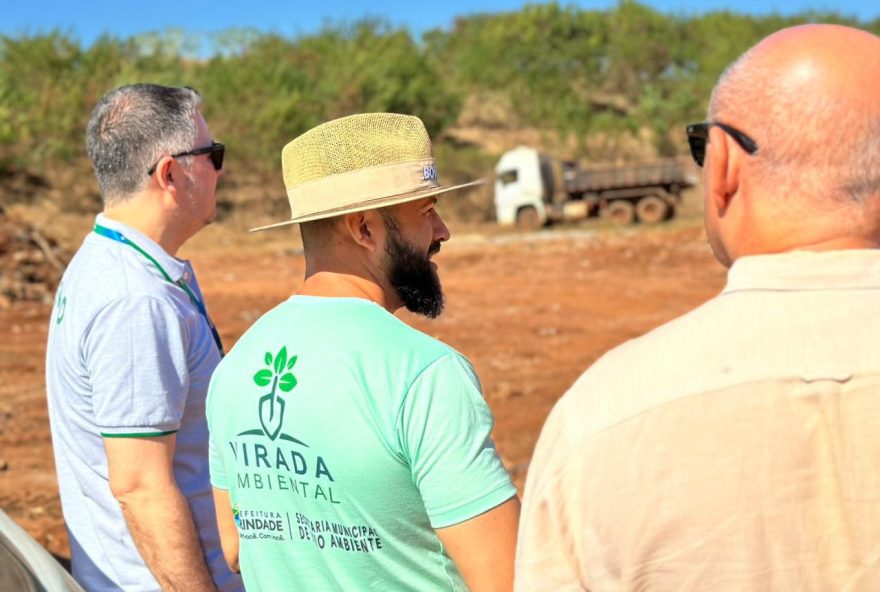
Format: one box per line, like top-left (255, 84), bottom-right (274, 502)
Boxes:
top-left (86, 84), bottom-right (202, 206)
top-left (709, 49), bottom-right (880, 204)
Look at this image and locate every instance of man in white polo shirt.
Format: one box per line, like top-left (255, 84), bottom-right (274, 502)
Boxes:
top-left (46, 84), bottom-right (242, 592)
top-left (516, 24), bottom-right (880, 590)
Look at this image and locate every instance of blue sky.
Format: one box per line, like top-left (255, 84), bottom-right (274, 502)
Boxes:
top-left (1, 0), bottom-right (877, 47)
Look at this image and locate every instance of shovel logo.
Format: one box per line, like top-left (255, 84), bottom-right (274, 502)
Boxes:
top-left (55, 282), bottom-right (67, 325)
top-left (253, 346), bottom-right (298, 441)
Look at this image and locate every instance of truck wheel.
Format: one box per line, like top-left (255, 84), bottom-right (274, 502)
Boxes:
top-left (606, 200), bottom-right (635, 225)
top-left (635, 196), bottom-right (669, 225)
top-left (516, 206), bottom-right (541, 230)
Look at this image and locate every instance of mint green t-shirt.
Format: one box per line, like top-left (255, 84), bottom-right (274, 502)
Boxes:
top-left (207, 296), bottom-right (516, 591)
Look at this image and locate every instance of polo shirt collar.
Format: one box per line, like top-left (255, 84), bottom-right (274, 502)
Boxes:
top-left (95, 213), bottom-right (187, 281)
top-left (724, 249), bottom-right (880, 294)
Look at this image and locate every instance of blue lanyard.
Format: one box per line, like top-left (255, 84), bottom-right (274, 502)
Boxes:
top-left (93, 224), bottom-right (225, 357)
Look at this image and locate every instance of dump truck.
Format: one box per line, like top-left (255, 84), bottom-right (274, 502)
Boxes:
top-left (494, 146), bottom-right (698, 228)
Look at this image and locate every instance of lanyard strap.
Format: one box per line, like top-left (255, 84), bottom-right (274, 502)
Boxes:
top-left (93, 224), bottom-right (225, 356)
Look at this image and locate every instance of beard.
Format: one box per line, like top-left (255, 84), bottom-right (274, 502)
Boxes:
top-left (382, 216), bottom-right (445, 318)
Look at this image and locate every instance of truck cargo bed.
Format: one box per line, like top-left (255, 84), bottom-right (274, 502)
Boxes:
top-left (564, 160), bottom-right (689, 193)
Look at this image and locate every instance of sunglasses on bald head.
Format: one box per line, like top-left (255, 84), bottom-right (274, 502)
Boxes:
top-left (686, 122), bottom-right (758, 167)
top-left (146, 141), bottom-right (225, 176)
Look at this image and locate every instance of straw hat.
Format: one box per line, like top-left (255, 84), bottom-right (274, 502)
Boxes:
top-left (250, 113), bottom-right (483, 232)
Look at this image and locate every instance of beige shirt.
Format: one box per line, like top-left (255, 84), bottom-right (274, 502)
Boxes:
top-left (516, 250), bottom-right (880, 591)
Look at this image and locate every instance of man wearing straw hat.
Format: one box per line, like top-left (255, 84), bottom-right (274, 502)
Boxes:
top-left (206, 113), bottom-right (520, 591)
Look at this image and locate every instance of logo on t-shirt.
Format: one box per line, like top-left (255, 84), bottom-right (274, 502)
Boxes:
top-left (252, 346), bottom-right (298, 441)
top-left (222, 346), bottom-right (387, 559)
top-left (227, 347), bottom-right (339, 503)
top-left (231, 346), bottom-right (305, 444)
top-left (54, 282), bottom-right (67, 325)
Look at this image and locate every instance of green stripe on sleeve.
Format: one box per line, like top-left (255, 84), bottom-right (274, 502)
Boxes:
top-left (100, 430), bottom-right (178, 438)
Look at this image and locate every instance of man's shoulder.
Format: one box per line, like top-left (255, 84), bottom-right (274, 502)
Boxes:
top-left (385, 316), bottom-right (456, 358)
top-left (281, 297), bottom-right (457, 357)
top-left (62, 235), bottom-right (188, 313)
top-left (373, 314), bottom-right (464, 374)
top-left (557, 294), bottom-right (730, 436)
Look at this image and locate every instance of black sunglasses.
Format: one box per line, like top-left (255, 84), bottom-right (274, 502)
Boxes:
top-left (686, 122), bottom-right (757, 167)
top-left (147, 141), bottom-right (225, 176)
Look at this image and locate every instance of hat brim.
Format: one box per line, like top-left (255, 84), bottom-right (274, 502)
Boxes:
top-left (249, 179), bottom-right (485, 232)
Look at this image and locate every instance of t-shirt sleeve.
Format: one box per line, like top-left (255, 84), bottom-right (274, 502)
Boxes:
top-left (397, 353), bottom-right (517, 528)
top-left (206, 376), bottom-right (229, 490)
top-left (209, 433), bottom-right (228, 490)
top-left (83, 295), bottom-right (190, 437)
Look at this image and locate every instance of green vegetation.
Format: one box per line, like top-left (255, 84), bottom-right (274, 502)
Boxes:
top-left (427, 2), bottom-right (874, 156)
top-left (1, 3), bottom-right (876, 219)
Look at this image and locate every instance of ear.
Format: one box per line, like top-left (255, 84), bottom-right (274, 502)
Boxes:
top-left (705, 126), bottom-right (743, 216)
top-left (341, 211), bottom-right (381, 253)
top-left (154, 157), bottom-right (178, 195)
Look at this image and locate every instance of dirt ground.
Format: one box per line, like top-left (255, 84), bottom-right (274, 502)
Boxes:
top-left (0, 216), bottom-right (726, 561)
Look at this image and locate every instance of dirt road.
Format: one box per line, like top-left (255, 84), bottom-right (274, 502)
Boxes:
top-left (0, 221), bottom-right (726, 559)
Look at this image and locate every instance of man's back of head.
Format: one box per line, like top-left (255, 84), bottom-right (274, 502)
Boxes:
top-left (85, 83), bottom-right (223, 255)
top-left (699, 25), bottom-right (880, 265)
top-left (86, 83), bottom-right (202, 207)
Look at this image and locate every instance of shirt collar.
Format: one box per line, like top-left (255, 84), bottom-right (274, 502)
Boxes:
top-left (94, 213), bottom-right (188, 281)
top-left (724, 249), bottom-right (880, 294)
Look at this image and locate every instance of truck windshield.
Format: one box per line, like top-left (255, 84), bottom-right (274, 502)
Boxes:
top-left (498, 170), bottom-right (518, 185)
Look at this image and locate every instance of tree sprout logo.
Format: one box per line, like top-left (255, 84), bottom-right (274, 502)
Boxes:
top-left (253, 346), bottom-right (297, 441)
top-left (55, 282), bottom-right (67, 325)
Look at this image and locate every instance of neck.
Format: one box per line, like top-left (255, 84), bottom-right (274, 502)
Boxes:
top-left (730, 194), bottom-right (880, 261)
top-left (733, 232), bottom-right (880, 263)
top-left (785, 236), bottom-right (880, 252)
top-left (297, 271), bottom-right (400, 312)
top-left (103, 195), bottom-right (191, 256)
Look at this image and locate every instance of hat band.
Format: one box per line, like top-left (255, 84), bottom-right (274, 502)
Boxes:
top-left (286, 158), bottom-right (438, 219)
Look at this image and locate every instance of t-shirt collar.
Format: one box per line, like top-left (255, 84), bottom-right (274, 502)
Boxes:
top-left (724, 249), bottom-right (880, 294)
top-left (95, 213), bottom-right (188, 281)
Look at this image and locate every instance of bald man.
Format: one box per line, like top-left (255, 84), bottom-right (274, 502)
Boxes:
top-left (516, 25), bottom-right (880, 591)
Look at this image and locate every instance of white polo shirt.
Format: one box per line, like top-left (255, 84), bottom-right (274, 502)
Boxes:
top-left (45, 214), bottom-right (241, 592)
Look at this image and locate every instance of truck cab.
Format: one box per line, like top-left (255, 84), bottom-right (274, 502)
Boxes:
top-left (494, 146), bottom-right (554, 229)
